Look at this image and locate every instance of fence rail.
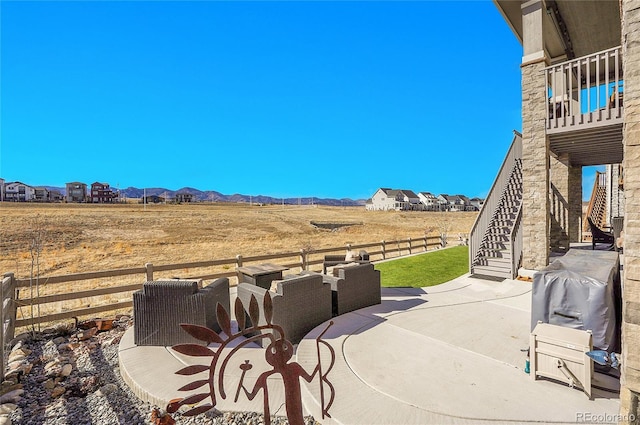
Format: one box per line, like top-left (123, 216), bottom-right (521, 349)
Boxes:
top-left (9, 236), bottom-right (442, 332)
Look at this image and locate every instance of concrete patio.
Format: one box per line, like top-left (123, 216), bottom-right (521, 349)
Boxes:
top-left (119, 273), bottom-right (622, 424)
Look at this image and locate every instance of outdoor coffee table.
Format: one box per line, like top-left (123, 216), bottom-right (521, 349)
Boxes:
top-left (236, 263), bottom-right (289, 289)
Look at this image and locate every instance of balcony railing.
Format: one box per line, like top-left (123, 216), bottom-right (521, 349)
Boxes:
top-left (545, 46), bottom-right (623, 133)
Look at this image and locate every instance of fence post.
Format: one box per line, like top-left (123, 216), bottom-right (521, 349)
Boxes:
top-left (1, 274), bottom-right (8, 383)
top-left (381, 240), bottom-right (386, 260)
top-left (424, 235), bottom-right (428, 252)
top-left (236, 255), bottom-right (243, 268)
top-left (299, 249), bottom-right (306, 271)
top-left (1, 273), bottom-right (16, 382)
top-left (408, 238), bottom-right (412, 255)
top-left (145, 263), bottom-right (154, 281)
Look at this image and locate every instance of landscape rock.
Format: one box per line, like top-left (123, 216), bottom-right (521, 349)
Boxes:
top-left (5, 318), bottom-right (319, 425)
top-left (0, 390), bottom-right (23, 405)
top-left (60, 364), bottom-right (72, 378)
top-left (0, 403), bottom-right (17, 415)
top-left (95, 383), bottom-right (117, 397)
top-left (50, 386), bottom-right (65, 398)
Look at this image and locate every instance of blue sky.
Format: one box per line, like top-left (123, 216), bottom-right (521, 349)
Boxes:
top-left (1, 1), bottom-right (600, 200)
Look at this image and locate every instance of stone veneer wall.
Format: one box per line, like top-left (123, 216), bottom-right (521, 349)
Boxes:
top-left (622, 0), bottom-right (640, 422)
top-left (610, 164), bottom-right (626, 220)
top-left (521, 58), bottom-right (550, 270)
top-left (568, 163), bottom-right (582, 243)
top-left (550, 155), bottom-right (570, 252)
top-left (549, 154), bottom-right (581, 251)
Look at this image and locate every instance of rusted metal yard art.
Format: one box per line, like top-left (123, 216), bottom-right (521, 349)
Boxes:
top-left (165, 293), bottom-right (335, 425)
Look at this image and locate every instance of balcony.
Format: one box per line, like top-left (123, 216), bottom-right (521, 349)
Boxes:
top-left (544, 46), bottom-right (623, 166)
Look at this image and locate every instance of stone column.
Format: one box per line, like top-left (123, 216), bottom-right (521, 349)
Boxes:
top-left (621, 1), bottom-right (640, 422)
top-left (567, 162), bottom-right (582, 243)
top-left (549, 154), bottom-right (582, 252)
top-left (521, 0), bottom-right (550, 270)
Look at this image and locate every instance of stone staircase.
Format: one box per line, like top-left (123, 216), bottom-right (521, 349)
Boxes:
top-left (471, 159), bottom-right (523, 279)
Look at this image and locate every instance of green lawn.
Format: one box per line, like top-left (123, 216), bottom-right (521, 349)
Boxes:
top-left (375, 245), bottom-right (469, 288)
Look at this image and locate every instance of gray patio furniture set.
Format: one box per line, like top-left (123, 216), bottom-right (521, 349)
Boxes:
top-left (236, 261), bottom-right (380, 345)
top-left (133, 257), bottom-right (381, 347)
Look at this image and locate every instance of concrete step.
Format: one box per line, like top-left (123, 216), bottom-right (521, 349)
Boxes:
top-left (472, 265), bottom-right (513, 280)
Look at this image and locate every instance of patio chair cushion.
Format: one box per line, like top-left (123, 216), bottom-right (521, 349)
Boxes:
top-left (237, 273), bottom-right (332, 346)
top-left (305, 263), bottom-right (381, 316)
top-left (133, 278), bottom-right (230, 346)
top-left (323, 250), bottom-right (370, 274)
top-left (269, 279), bottom-right (283, 293)
top-left (345, 250), bottom-right (357, 261)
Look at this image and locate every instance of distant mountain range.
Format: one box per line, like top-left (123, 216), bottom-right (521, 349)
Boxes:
top-left (43, 186), bottom-right (366, 207)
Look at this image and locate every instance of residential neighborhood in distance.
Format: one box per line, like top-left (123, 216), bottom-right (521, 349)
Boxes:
top-left (0, 179), bottom-right (362, 206)
top-left (365, 188), bottom-right (483, 212)
top-left (0, 180), bottom-right (483, 211)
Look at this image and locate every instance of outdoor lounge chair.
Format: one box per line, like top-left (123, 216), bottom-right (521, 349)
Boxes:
top-left (133, 278), bottom-right (230, 346)
top-left (323, 250), bottom-right (370, 274)
top-left (236, 273), bottom-right (332, 346)
top-left (587, 217), bottom-right (615, 250)
top-left (306, 263), bottom-right (381, 316)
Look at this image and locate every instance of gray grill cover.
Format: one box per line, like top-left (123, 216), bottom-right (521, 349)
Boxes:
top-left (531, 250), bottom-right (620, 351)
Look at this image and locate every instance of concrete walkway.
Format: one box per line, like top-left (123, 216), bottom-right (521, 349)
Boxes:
top-left (119, 274), bottom-right (621, 424)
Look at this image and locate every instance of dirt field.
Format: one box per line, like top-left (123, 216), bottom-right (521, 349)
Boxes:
top-left (1, 202), bottom-right (477, 279)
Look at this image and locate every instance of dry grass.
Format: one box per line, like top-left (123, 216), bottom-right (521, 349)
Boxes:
top-left (1, 202), bottom-right (477, 279)
top-left (2, 202), bottom-right (478, 330)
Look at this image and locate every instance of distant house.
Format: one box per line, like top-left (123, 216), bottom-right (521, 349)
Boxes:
top-left (366, 188), bottom-right (399, 211)
top-left (470, 197), bottom-right (484, 211)
top-left (418, 192), bottom-right (440, 211)
top-left (0, 178), bottom-right (4, 202)
top-left (456, 194), bottom-right (475, 211)
top-left (5, 181), bottom-right (36, 202)
top-left (438, 194), bottom-right (466, 212)
top-left (49, 190), bottom-right (64, 202)
top-left (397, 190), bottom-right (423, 210)
top-left (366, 188), bottom-right (423, 211)
top-left (66, 182), bottom-right (88, 203)
top-left (34, 187), bottom-right (50, 202)
top-left (141, 195), bottom-right (165, 204)
top-left (90, 182), bottom-right (118, 203)
top-left (175, 192), bottom-right (193, 203)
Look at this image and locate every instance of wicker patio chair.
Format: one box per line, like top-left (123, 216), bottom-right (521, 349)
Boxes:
top-left (306, 263), bottom-right (381, 316)
top-left (236, 273), bottom-right (332, 346)
top-left (133, 278), bottom-right (230, 346)
top-left (322, 250), bottom-right (370, 274)
top-left (587, 217), bottom-right (615, 250)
